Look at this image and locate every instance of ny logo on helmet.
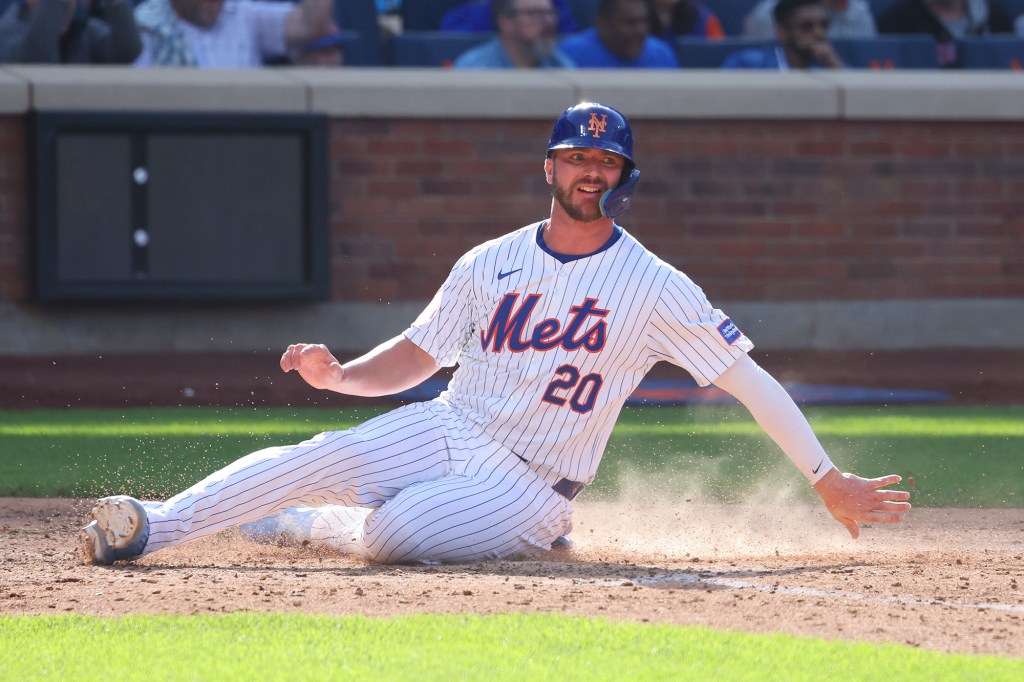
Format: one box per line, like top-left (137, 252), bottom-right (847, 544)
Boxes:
top-left (587, 113), bottom-right (607, 139)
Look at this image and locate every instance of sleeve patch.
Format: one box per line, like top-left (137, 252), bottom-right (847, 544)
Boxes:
top-left (717, 319), bottom-right (742, 345)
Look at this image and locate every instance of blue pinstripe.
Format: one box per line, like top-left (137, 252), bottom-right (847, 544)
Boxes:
top-left (141, 401), bottom-right (571, 563)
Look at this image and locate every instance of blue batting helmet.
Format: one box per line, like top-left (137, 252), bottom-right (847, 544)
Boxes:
top-left (547, 102), bottom-right (640, 219)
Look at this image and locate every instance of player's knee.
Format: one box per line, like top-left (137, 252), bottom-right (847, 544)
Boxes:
top-left (360, 523), bottom-right (426, 564)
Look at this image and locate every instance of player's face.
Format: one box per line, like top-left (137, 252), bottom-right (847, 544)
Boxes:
top-left (171, 0), bottom-right (226, 28)
top-left (546, 148), bottom-right (625, 223)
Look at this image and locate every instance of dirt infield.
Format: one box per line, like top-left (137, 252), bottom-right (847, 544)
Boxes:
top-left (0, 498), bottom-right (1021, 658)
top-left (1, 349), bottom-right (1022, 658)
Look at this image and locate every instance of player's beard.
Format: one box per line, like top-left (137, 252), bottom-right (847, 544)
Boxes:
top-left (551, 175), bottom-right (607, 223)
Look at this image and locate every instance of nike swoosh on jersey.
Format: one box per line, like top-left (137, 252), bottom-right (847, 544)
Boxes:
top-left (497, 268), bottom-right (522, 280)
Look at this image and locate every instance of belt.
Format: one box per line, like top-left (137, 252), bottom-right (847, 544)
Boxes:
top-left (516, 454), bottom-right (585, 501)
top-left (552, 477), bottom-right (586, 501)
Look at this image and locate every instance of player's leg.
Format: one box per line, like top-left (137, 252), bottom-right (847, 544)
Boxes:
top-left (310, 448), bottom-right (574, 563)
top-left (239, 504), bottom-right (371, 548)
top-left (82, 402), bottom-right (451, 563)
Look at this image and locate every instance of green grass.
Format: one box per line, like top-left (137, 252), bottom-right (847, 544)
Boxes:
top-left (0, 613), bottom-right (1020, 682)
top-left (1, 405), bottom-right (1021, 679)
top-left (599, 404), bottom-right (1024, 508)
top-left (0, 405), bottom-right (1020, 507)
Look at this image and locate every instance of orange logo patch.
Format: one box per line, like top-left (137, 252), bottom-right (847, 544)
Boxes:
top-left (587, 113), bottom-right (607, 139)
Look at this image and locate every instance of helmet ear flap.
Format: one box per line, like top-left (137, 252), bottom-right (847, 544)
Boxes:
top-left (600, 168), bottom-right (640, 219)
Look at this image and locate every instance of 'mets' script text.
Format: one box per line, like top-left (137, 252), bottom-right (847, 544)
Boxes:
top-left (480, 294), bottom-right (609, 353)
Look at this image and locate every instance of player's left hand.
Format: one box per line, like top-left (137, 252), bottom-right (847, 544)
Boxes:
top-left (280, 343), bottom-right (344, 391)
top-left (812, 468), bottom-right (911, 539)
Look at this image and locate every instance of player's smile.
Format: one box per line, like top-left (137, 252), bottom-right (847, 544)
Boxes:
top-left (575, 180), bottom-right (607, 195)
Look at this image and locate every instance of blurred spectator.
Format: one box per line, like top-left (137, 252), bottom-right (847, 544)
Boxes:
top-left (289, 32), bottom-right (343, 65)
top-left (650, 0), bottom-right (725, 40)
top-left (559, 0), bottom-right (679, 67)
top-left (0, 0), bottom-right (141, 63)
top-left (877, 0), bottom-right (1015, 67)
top-left (744, 0), bottom-right (876, 39)
top-left (454, 0), bottom-right (574, 67)
top-left (133, 0), bottom-right (338, 67)
top-left (722, 0), bottom-right (844, 68)
top-left (1017, 11), bottom-right (1024, 35)
top-left (442, 0), bottom-right (578, 32)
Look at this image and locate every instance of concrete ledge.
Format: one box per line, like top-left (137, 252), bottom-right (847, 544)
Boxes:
top-left (0, 70), bottom-right (30, 114)
top-left (811, 71), bottom-right (1024, 121)
top-left (0, 302), bottom-right (426, 355)
top-left (2, 66), bottom-right (307, 113)
top-left (2, 299), bottom-right (1022, 355)
top-left (293, 68), bottom-right (573, 118)
top-left (0, 67), bottom-right (1022, 121)
top-left (545, 70), bottom-right (840, 119)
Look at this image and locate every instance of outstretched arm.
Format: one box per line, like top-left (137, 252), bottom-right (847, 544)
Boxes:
top-left (280, 336), bottom-right (441, 397)
top-left (713, 353), bottom-right (911, 538)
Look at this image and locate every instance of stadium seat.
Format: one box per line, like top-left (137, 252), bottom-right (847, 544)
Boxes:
top-left (868, 0), bottom-right (898, 22)
top-left (263, 29), bottom-right (359, 65)
top-left (675, 36), bottom-right (773, 68)
top-left (705, 0), bottom-right (762, 36)
top-left (677, 35), bottom-right (941, 69)
top-left (1003, 0), bottom-right (1024, 19)
top-left (401, 0), bottom-right (469, 31)
top-left (568, 0), bottom-right (599, 28)
top-left (959, 37), bottom-right (1024, 70)
top-left (335, 0), bottom-right (384, 65)
top-left (389, 31), bottom-right (492, 67)
top-left (832, 35), bottom-right (939, 69)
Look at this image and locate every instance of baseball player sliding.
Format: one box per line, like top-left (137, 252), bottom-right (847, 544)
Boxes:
top-left (81, 103), bottom-right (911, 566)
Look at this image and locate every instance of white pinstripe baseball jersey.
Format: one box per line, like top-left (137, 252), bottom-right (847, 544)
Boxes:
top-left (406, 220), bottom-right (754, 487)
top-left (121, 219), bottom-right (753, 565)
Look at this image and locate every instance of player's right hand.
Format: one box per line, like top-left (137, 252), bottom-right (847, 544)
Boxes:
top-left (280, 343), bottom-right (344, 391)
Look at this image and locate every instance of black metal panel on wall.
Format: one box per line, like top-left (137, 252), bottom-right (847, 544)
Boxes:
top-left (32, 111), bottom-right (329, 302)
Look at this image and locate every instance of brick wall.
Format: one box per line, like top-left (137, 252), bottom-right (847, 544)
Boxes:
top-left (329, 117), bottom-right (1024, 304)
top-left (2, 115), bottom-right (1021, 305)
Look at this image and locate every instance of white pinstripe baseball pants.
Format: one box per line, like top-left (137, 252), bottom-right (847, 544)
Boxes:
top-left (140, 401), bottom-right (574, 563)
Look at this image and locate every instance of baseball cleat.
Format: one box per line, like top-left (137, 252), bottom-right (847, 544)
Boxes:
top-left (550, 535), bottom-right (574, 551)
top-left (80, 495), bottom-right (150, 566)
top-left (238, 506), bottom-right (316, 546)
top-left (550, 519), bottom-right (574, 551)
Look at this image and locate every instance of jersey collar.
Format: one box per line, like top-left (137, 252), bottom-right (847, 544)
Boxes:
top-left (535, 222), bottom-right (623, 264)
